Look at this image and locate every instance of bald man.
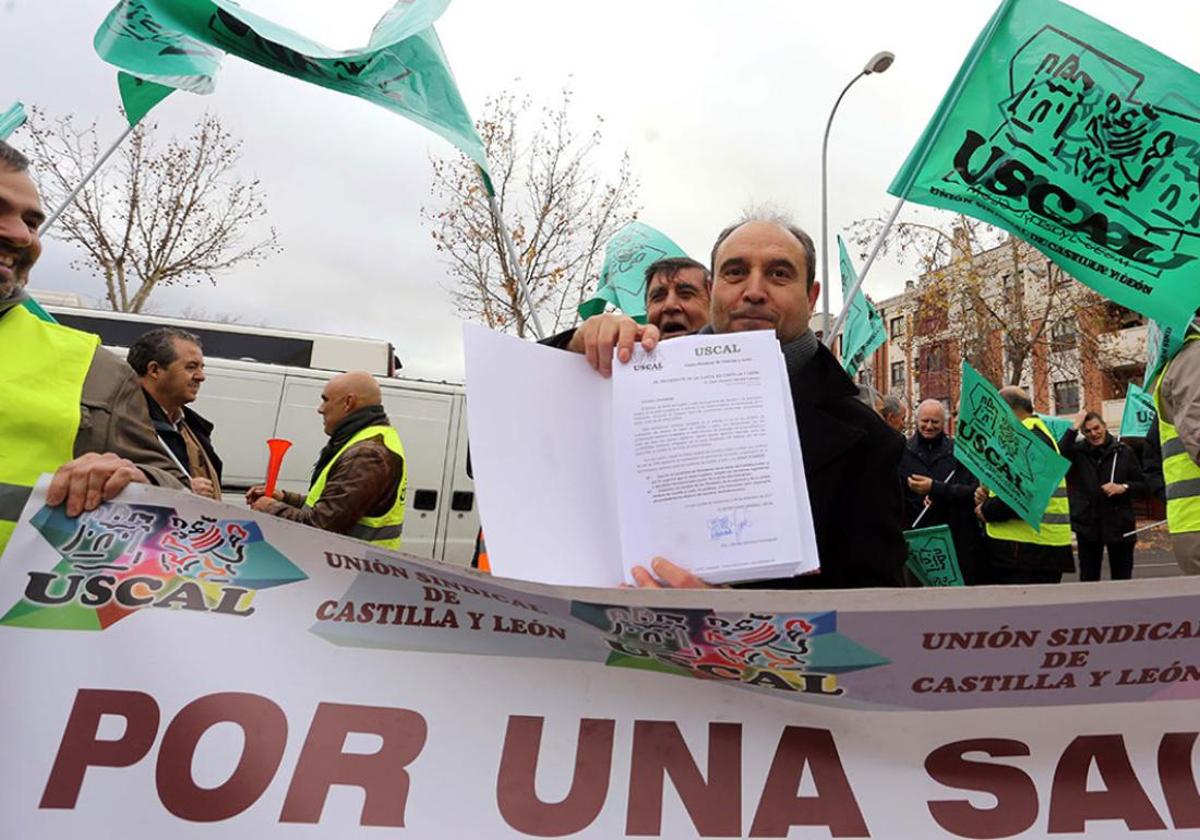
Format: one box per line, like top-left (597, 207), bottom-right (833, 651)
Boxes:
top-left (247, 371), bottom-right (408, 549)
top-left (973, 386), bottom-right (1074, 584)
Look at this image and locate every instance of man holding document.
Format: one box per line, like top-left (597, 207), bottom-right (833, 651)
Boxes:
top-left (563, 214), bottom-right (907, 589)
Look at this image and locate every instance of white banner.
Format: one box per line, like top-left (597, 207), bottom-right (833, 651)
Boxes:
top-left (0, 482), bottom-right (1198, 838)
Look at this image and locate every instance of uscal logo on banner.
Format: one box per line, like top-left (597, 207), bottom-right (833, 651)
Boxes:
top-left (0, 501), bottom-right (307, 630)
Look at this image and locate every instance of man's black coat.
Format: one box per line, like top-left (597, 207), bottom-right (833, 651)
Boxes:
top-left (899, 432), bottom-right (986, 584)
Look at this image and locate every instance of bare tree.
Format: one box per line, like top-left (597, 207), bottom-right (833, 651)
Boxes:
top-left (849, 211), bottom-right (1142, 392)
top-left (17, 109), bottom-right (279, 313)
top-left (422, 84), bottom-right (640, 337)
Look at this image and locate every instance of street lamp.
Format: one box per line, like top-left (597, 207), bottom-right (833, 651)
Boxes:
top-left (820, 51), bottom-right (895, 340)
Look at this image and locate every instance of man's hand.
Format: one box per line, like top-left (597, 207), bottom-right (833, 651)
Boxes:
top-left (250, 495), bottom-right (280, 513)
top-left (190, 477), bottom-right (215, 498)
top-left (1073, 410), bottom-right (1087, 430)
top-left (47, 452), bottom-right (149, 517)
top-left (974, 485), bottom-right (989, 507)
top-left (1101, 482), bottom-right (1127, 497)
top-left (974, 503), bottom-right (987, 522)
top-left (907, 474), bottom-right (934, 495)
top-left (245, 485), bottom-right (284, 505)
top-left (629, 557), bottom-right (716, 589)
top-left (566, 313), bottom-right (660, 378)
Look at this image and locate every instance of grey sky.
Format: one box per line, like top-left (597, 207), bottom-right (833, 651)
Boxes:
top-left (3, 0), bottom-right (1198, 381)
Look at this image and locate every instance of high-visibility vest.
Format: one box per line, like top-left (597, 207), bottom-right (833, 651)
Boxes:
top-left (0, 305), bottom-right (98, 556)
top-left (1155, 335), bottom-right (1200, 534)
top-left (985, 415), bottom-right (1071, 546)
top-left (304, 423), bottom-right (407, 549)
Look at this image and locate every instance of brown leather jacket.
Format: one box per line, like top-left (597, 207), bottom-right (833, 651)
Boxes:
top-left (259, 434), bottom-right (405, 536)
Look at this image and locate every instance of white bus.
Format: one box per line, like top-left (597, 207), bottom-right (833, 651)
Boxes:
top-left (45, 304), bottom-right (479, 567)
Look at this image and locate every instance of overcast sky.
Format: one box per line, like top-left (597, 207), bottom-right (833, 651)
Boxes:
top-left (3, 0), bottom-right (1198, 381)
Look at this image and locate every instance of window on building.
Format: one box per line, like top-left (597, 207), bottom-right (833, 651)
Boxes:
top-left (891, 361), bottom-right (905, 388)
top-left (1050, 318), bottom-right (1077, 351)
top-left (922, 343), bottom-right (948, 373)
top-left (1053, 380), bottom-right (1080, 414)
top-left (890, 316), bottom-right (904, 340)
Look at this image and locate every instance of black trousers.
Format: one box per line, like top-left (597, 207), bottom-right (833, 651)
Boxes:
top-left (1076, 536), bottom-right (1135, 581)
top-left (989, 568), bottom-right (1064, 585)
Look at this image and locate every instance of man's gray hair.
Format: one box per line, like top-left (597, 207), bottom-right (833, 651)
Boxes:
top-left (709, 209), bottom-right (817, 290)
top-left (881, 394), bottom-right (906, 421)
top-left (856, 383), bottom-right (882, 410)
top-left (128, 327), bottom-right (203, 376)
top-left (0, 140), bottom-right (30, 174)
top-left (916, 398), bottom-right (947, 420)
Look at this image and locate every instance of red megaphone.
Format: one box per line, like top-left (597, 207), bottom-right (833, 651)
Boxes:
top-left (264, 438), bottom-right (293, 497)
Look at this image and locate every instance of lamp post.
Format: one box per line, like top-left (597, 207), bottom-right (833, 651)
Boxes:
top-left (820, 51), bottom-right (894, 341)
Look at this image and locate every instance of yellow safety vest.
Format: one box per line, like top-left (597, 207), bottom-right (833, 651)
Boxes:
top-left (0, 305), bottom-right (98, 556)
top-left (304, 424), bottom-right (407, 550)
top-left (985, 415), bottom-right (1072, 546)
top-left (1155, 334), bottom-right (1200, 534)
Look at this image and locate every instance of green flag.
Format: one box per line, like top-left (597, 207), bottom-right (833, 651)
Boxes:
top-left (1037, 413), bottom-right (1073, 443)
top-left (904, 525), bottom-right (964, 586)
top-left (20, 297), bottom-right (58, 324)
top-left (94, 1), bottom-right (222, 94)
top-left (578, 222), bottom-right (688, 322)
top-left (837, 236), bottom-right (886, 378)
top-left (0, 102), bottom-right (26, 140)
top-left (1120, 382), bottom-right (1157, 438)
top-left (1142, 317), bottom-right (1188, 390)
top-left (955, 360), bottom-right (1070, 529)
top-left (117, 72), bottom-right (175, 126)
top-left (890, 0), bottom-right (1200, 339)
top-left (96, 0), bottom-right (487, 170)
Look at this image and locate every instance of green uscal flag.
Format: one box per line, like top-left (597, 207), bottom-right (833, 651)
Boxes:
top-left (1142, 317), bottom-right (1188, 390)
top-left (890, 0), bottom-right (1200, 339)
top-left (579, 222), bottom-right (688, 322)
top-left (96, 0), bottom-right (487, 170)
top-left (95, 1), bottom-right (222, 95)
top-left (837, 236), bottom-right (886, 378)
top-left (955, 360), bottom-right (1070, 529)
top-left (0, 101), bottom-right (26, 140)
top-left (117, 72), bottom-right (175, 126)
top-left (1120, 382), bottom-right (1157, 437)
top-left (904, 525), bottom-right (964, 586)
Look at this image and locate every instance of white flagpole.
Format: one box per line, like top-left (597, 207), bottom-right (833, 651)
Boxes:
top-left (1123, 519), bottom-right (1167, 538)
top-left (910, 468), bottom-right (955, 529)
top-left (479, 169), bottom-right (545, 341)
top-left (39, 122), bottom-right (136, 236)
top-left (825, 195), bottom-right (905, 347)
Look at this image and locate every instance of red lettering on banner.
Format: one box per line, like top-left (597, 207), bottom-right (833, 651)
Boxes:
top-left (626, 721), bottom-right (742, 837)
top-left (1047, 735), bottom-right (1166, 832)
top-left (925, 738), bottom-right (1037, 839)
top-left (40, 689), bottom-right (160, 809)
top-left (156, 693), bottom-right (288, 821)
top-left (496, 716), bottom-right (616, 836)
top-left (1159, 732), bottom-right (1200, 829)
top-left (749, 727), bottom-right (869, 838)
top-left (279, 702), bottom-right (427, 827)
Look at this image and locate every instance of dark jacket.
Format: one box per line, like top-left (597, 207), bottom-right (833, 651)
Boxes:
top-left (899, 432), bottom-right (986, 584)
top-left (142, 391), bottom-right (223, 483)
top-left (743, 343), bottom-right (907, 590)
top-left (979, 423), bottom-right (1075, 574)
top-left (1058, 428), bottom-right (1147, 544)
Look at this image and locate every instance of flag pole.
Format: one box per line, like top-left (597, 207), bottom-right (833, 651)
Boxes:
top-left (825, 195), bottom-right (905, 347)
top-left (1123, 519), bottom-right (1167, 538)
top-left (910, 468), bottom-right (954, 529)
top-left (39, 122), bottom-right (136, 236)
top-left (478, 168), bottom-right (545, 341)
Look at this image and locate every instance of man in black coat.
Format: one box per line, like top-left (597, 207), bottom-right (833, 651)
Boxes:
top-left (1058, 412), bottom-right (1148, 580)
top-left (901, 399), bottom-right (986, 583)
top-left (564, 214), bottom-right (907, 589)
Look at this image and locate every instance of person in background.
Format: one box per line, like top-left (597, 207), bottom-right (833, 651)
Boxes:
top-left (881, 394), bottom-right (908, 434)
top-left (1058, 411), bottom-right (1147, 581)
top-left (1153, 327), bottom-right (1200, 575)
top-left (129, 327), bottom-right (223, 500)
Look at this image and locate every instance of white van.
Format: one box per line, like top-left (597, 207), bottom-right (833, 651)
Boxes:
top-left (45, 305), bottom-right (479, 567)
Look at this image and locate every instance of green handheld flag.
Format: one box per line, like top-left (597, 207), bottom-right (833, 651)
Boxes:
top-left (1143, 317), bottom-right (1188, 391)
top-left (96, 0), bottom-right (487, 170)
top-left (890, 0), bottom-right (1200, 340)
top-left (0, 102), bottom-right (26, 140)
top-left (955, 361), bottom-right (1070, 529)
top-left (1120, 382), bottom-right (1157, 438)
top-left (117, 72), bottom-right (175, 126)
top-left (1037, 414), bottom-right (1073, 443)
top-left (904, 525), bottom-right (964, 586)
top-left (20, 297), bottom-right (57, 323)
top-left (94, 1), bottom-right (222, 95)
top-left (837, 236), bottom-right (886, 378)
top-left (579, 222), bottom-right (688, 322)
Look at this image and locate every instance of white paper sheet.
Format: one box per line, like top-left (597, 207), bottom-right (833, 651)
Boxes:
top-left (610, 331), bottom-right (809, 584)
